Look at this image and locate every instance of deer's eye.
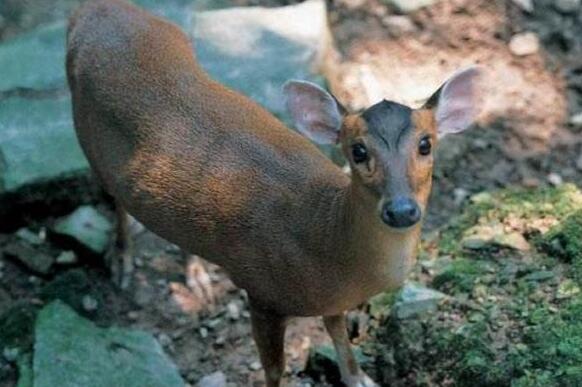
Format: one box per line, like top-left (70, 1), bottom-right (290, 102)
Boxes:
top-left (351, 143), bottom-right (368, 163)
top-left (418, 136), bottom-right (432, 156)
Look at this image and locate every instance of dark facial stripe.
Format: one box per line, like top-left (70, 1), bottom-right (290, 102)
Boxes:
top-left (361, 100), bottom-right (412, 150)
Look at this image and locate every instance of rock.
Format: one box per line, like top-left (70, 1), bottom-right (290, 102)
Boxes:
top-left (547, 173), bottom-right (564, 186)
top-left (555, 0), bottom-right (580, 13)
top-left (509, 32), bottom-right (540, 56)
top-left (197, 371), bottom-right (227, 387)
top-left (226, 301), bottom-right (241, 321)
top-left (191, 0), bottom-right (332, 123)
top-left (576, 153), bottom-right (582, 171)
top-left (392, 282), bottom-right (446, 319)
top-left (493, 232), bottom-right (531, 251)
top-left (453, 188), bottom-right (470, 206)
top-left (511, 0), bottom-right (534, 12)
top-left (16, 353), bottom-right (33, 387)
top-left (15, 228), bottom-right (43, 246)
top-left (305, 344), bottom-right (369, 385)
top-left (384, 0), bottom-right (438, 13)
top-left (33, 301), bottom-right (185, 387)
top-left (523, 270), bottom-right (554, 282)
top-left (248, 361), bottom-right (262, 371)
top-left (382, 15), bottom-right (417, 36)
top-left (0, 22), bottom-right (66, 92)
top-left (55, 251), bottom-right (77, 265)
top-left (3, 347), bottom-right (20, 363)
top-left (3, 241), bottom-right (54, 275)
top-left (81, 295), bottom-right (98, 313)
top-left (0, 96), bottom-right (88, 194)
top-left (569, 112), bottom-right (582, 129)
top-left (53, 206), bottom-right (113, 254)
top-left (557, 279), bottom-right (580, 299)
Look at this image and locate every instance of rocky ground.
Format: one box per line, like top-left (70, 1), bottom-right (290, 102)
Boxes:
top-left (1, 0), bottom-right (582, 386)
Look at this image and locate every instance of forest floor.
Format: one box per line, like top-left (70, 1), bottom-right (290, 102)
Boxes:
top-left (1, 0), bottom-right (582, 386)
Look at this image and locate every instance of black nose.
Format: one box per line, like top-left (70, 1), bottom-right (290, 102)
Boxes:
top-left (382, 198), bottom-right (422, 228)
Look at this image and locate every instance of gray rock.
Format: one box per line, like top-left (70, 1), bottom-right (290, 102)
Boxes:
top-left (197, 371), bottom-right (227, 387)
top-left (385, 0), bottom-right (438, 13)
top-left (3, 241), bottom-right (54, 275)
top-left (555, 0), bottom-right (580, 13)
top-left (382, 15), bottom-right (417, 36)
top-left (576, 153), bottom-right (582, 171)
top-left (511, 0), bottom-right (534, 12)
top-left (509, 32), bottom-right (540, 56)
top-left (53, 206), bottom-right (113, 254)
top-left (392, 282), bottom-right (446, 319)
top-left (33, 301), bottom-right (185, 387)
top-left (191, 0), bottom-right (332, 123)
top-left (0, 96), bottom-right (88, 194)
top-left (15, 229), bottom-right (43, 246)
top-left (569, 112), bottom-right (582, 129)
top-left (0, 22), bottom-right (66, 92)
top-left (55, 251), bottom-right (77, 265)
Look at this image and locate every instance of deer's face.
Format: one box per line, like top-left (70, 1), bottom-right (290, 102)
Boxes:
top-left (340, 104), bottom-right (437, 229)
top-left (284, 67), bottom-right (482, 230)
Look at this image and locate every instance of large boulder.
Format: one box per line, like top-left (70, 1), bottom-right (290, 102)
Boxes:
top-left (0, 0), bottom-right (333, 200)
top-left (33, 301), bottom-right (185, 387)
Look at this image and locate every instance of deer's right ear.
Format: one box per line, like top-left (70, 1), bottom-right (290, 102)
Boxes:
top-left (283, 80), bottom-right (343, 145)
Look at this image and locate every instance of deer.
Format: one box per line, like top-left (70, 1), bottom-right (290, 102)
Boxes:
top-left (66, 0), bottom-right (482, 385)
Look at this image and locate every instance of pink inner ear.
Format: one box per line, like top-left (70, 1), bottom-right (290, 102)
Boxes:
top-left (436, 67), bottom-right (482, 135)
top-left (283, 80), bottom-right (342, 145)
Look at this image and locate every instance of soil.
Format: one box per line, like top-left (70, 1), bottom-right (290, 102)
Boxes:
top-left (1, 0), bottom-right (581, 386)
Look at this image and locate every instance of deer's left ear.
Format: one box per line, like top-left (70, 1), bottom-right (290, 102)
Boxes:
top-left (424, 66), bottom-right (484, 137)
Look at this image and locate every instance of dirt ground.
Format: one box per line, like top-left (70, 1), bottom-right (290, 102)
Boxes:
top-left (1, 0), bottom-right (582, 386)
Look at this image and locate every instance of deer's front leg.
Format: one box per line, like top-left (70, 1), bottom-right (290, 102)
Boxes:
top-left (323, 314), bottom-right (377, 387)
top-left (250, 303), bottom-right (288, 387)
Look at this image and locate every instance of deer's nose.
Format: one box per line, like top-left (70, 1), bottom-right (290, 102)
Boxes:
top-left (382, 198), bottom-right (421, 228)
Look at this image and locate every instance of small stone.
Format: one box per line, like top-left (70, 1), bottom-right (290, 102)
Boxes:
top-left (547, 173), bottom-right (563, 186)
top-left (392, 282), bottom-right (446, 319)
top-left (127, 311), bottom-right (139, 320)
top-left (382, 15), bottom-right (416, 36)
top-left (134, 257), bottom-right (144, 267)
top-left (214, 336), bottom-right (225, 346)
top-left (4, 241), bottom-right (54, 275)
top-left (16, 228), bottom-right (44, 246)
top-left (157, 333), bottom-right (173, 348)
top-left (511, 0), bottom-right (534, 12)
top-left (226, 301), bottom-right (240, 321)
top-left (3, 347), bottom-right (19, 363)
top-left (81, 295), bottom-right (98, 312)
top-left (453, 188), bottom-right (470, 206)
top-left (493, 232), bottom-right (531, 251)
top-left (386, 0), bottom-right (437, 13)
top-left (576, 153), bottom-right (582, 171)
top-left (555, 0), bottom-right (580, 13)
top-left (509, 32), bottom-right (540, 56)
top-left (569, 112), bottom-right (582, 129)
top-left (199, 327), bottom-right (209, 338)
top-left (55, 251), bottom-right (77, 265)
top-left (248, 361), bottom-right (262, 371)
top-left (197, 371), bottom-right (227, 387)
top-left (53, 206), bottom-right (113, 254)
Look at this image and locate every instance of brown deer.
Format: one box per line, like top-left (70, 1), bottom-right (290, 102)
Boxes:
top-left (66, 1), bottom-right (482, 385)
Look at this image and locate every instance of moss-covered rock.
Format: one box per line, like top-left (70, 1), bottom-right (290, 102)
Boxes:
top-left (368, 185), bottom-right (582, 387)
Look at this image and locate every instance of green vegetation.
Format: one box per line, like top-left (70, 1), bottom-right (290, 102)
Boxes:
top-left (369, 184), bottom-right (582, 387)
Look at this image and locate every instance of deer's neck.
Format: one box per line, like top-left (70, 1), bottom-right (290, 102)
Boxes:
top-left (332, 179), bottom-right (421, 292)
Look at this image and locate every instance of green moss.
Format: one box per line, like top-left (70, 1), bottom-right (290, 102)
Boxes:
top-left (541, 210), bottom-right (582, 284)
top-left (0, 302), bottom-right (39, 351)
top-left (437, 184), bottom-right (582, 256)
top-left (432, 258), bottom-right (493, 292)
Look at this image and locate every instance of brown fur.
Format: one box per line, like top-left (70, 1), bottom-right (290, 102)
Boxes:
top-left (66, 1), bottom-right (439, 385)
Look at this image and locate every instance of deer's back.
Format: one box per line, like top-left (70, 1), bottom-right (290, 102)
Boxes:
top-left (67, 0), bottom-right (357, 314)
